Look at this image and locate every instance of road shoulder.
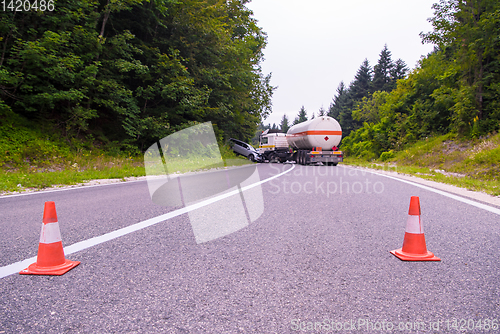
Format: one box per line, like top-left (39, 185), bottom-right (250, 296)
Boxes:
top-left (347, 165), bottom-right (500, 208)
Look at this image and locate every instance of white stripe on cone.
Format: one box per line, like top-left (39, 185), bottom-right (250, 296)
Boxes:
top-left (405, 215), bottom-right (423, 234)
top-left (39, 222), bottom-right (62, 244)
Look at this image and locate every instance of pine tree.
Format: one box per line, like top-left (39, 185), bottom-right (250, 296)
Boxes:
top-left (339, 60), bottom-right (372, 136)
top-left (389, 59), bottom-right (409, 89)
top-left (349, 59), bottom-right (373, 101)
top-left (280, 114), bottom-right (290, 133)
top-left (328, 81), bottom-right (348, 120)
top-left (318, 106), bottom-right (325, 117)
top-left (372, 44), bottom-right (394, 92)
top-left (293, 106), bottom-right (308, 125)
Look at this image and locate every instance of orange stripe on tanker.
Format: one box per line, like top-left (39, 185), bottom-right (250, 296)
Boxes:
top-left (289, 130), bottom-right (342, 137)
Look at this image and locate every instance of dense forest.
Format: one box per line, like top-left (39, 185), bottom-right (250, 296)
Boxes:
top-left (329, 0), bottom-right (500, 159)
top-left (0, 0), bottom-right (273, 152)
top-left (3, 0), bottom-right (499, 161)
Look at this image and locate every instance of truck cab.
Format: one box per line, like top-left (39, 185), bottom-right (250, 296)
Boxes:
top-left (259, 130), bottom-right (292, 163)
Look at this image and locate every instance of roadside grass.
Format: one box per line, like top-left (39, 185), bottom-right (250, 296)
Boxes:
top-left (343, 132), bottom-right (500, 197)
top-left (0, 155), bottom-right (146, 194)
top-left (0, 149), bottom-right (252, 194)
top-left (0, 148), bottom-right (254, 194)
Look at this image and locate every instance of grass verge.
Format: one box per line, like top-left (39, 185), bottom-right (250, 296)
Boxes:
top-left (0, 148), bottom-right (255, 195)
top-left (0, 156), bottom-right (145, 194)
top-left (0, 151), bottom-right (253, 195)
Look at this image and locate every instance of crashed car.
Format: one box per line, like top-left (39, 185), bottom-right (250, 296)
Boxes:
top-left (228, 138), bottom-right (263, 162)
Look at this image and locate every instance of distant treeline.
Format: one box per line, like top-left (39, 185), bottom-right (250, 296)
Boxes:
top-left (0, 0), bottom-right (273, 151)
top-left (276, 0), bottom-right (500, 160)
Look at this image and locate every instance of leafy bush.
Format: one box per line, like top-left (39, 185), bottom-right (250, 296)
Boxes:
top-left (380, 150), bottom-right (395, 161)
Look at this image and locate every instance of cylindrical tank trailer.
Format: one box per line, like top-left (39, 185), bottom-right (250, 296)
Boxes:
top-left (286, 116), bottom-right (342, 151)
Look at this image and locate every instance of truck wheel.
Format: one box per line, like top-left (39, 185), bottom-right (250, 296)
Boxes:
top-left (301, 150), bottom-right (307, 165)
top-left (304, 152), bottom-right (310, 165)
top-left (269, 152), bottom-right (278, 163)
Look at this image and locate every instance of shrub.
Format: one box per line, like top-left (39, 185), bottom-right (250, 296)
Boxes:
top-left (380, 150), bottom-right (395, 162)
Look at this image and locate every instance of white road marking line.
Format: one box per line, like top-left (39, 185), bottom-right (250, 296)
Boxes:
top-left (353, 166), bottom-right (500, 216)
top-left (0, 178), bottom-right (148, 198)
top-left (0, 164), bottom-right (295, 279)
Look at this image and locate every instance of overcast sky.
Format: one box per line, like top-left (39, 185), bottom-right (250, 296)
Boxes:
top-left (245, 0), bottom-right (438, 127)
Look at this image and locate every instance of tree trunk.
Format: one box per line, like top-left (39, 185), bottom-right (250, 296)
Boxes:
top-left (100, 0), bottom-right (111, 38)
top-left (0, 12), bottom-right (18, 67)
top-left (476, 52), bottom-right (483, 119)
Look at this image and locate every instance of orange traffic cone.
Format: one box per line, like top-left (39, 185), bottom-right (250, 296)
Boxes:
top-left (390, 196), bottom-right (440, 261)
top-left (20, 201), bottom-right (80, 275)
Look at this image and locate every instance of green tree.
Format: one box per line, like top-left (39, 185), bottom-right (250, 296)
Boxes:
top-left (293, 106), bottom-right (308, 125)
top-left (372, 45), bottom-right (409, 93)
top-left (352, 91), bottom-right (389, 124)
top-left (328, 81), bottom-right (348, 120)
top-left (318, 106), bottom-right (326, 117)
top-left (338, 59), bottom-right (372, 136)
top-left (280, 113), bottom-right (290, 133)
top-left (349, 59), bottom-right (373, 101)
top-left (391, 59), bottom-right (409, 83)
top-left (421, 0), bottom-right (500, 134)
top-left (372, 44), bottom-right (394, 92)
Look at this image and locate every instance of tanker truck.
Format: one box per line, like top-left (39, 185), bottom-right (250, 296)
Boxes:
top-left (259, 116), bottom-right (344, 166)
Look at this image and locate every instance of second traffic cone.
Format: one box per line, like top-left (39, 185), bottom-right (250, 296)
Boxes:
top-left (390, 196), bottom-right (440, 261)
top-left (20, 201), bottom-right (80, 275)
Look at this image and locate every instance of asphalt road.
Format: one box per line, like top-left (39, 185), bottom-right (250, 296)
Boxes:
top-left (0, 163), bottom-right (499, 333)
